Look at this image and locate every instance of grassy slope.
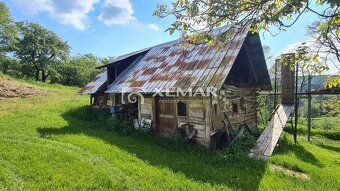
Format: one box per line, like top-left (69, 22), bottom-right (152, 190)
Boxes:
top-left (0, 75), bottom-right (339, 190)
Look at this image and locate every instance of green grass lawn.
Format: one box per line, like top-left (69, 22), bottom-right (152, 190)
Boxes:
top-left (0, 76), bottom-right (339, 190)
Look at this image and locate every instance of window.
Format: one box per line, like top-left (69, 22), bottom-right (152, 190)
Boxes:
top-left (232, 103), bottom-right (238, 113)
top-left (177, 101), bottom-right (188, 116)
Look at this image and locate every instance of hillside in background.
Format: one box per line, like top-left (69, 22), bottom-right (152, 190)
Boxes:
top-left (297, 75), bottom-right (338, 92)
top-left (270, 75), bottom-right (339, 92)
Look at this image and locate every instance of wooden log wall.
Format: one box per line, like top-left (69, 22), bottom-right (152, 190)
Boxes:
top-left (176, 97), bottom-right (210, 147)
top-left (137, 87), bottom-right (258, 148)
top-left (138, 96), bottom-right (211, 147)
top-left (219, 85), bottom-right (257, 130)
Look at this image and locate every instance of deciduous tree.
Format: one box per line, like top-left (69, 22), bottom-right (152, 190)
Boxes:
top-left (15, 22), bottom-right (70, 82)
top-left (50, 54), bottom-right (101, 87)
top-left (0, 2), bottom-right (17, 73)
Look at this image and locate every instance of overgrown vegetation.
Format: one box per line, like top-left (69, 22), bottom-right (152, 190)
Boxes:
top-left (0, 76), bottom-right (339, 190)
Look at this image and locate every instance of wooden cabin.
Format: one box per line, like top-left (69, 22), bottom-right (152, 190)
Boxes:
top-left (80, 26), bottom-right (272, 148)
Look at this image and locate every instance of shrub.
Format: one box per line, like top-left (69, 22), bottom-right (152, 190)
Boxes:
top-left (107, 117), bottom-right (134, 134)
top-left (67, 106), bottom-right (110, 122)
top-left (322, 119), bottom-right (334, 130)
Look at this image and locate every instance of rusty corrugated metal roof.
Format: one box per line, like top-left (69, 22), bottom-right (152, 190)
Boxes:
top-left (79, 69), bottom-right (107, 94)
top-left (106, 25), bottom-right (251, 93)
top-left (96, 48), bottom-right (150, 69)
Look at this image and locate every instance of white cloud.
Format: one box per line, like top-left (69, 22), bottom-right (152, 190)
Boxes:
top-left (98, 0), bottom-right (135, 25)
top-left (12, 0), bottom-right (99, 30)
top-left (12, 0), bottom-right (53, 15)
top-left (147, 24), bottom-right (160, 31)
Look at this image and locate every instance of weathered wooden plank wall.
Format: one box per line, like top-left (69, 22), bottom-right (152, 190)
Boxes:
top-left (219, 85), bottom-right (257, 130)
top-left (281, 58), bottom-right (295, 105)
top-left (137, 86), bottom-right (257, 148)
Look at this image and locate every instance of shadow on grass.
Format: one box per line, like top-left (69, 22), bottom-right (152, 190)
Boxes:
top-left (285, 125), bottom-right (340, 141)
top-left (38, 106), bottom-right (267, 191)
top-left (275, 135), bottom-right (324, 168)
top-left (315, 143), bottom-right (340, 153)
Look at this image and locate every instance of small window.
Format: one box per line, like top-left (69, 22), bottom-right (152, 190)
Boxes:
top-left (177, 101), bottom-right (188, 116)
top-left (232, 103), bottom-right (238, 113)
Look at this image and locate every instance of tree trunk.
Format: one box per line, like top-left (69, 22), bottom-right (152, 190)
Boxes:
top-left (41, 70), bottom-right (46, 82)
top-left (41, 70), bottom-right (50, 82)
top-left (35, 70), bottom-right (40, 81)
top-left (2, 64), bottom-right (8, 74)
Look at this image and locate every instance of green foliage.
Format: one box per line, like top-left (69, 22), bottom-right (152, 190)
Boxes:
top-left (155, 0), bottom-right (339, 43)
top-left (107, 117), bottom-right (134, 134)
top-left (0, 77), bottom-right (339, 190)
top-left (257, 95), bottom-right (274, 126)
top-left (0, 2), bottom-right (17, 74)
top-left (324, 76), bottom-right (340, 88)
top-left (50, 54), bottom-right (101, 87)
top-left (322, 98), bottom-right (340, 116)
top-left (0, 2), bottom-right (17, 55)
top-left (15, 22), bottom-right (70, 82)
top-left (68, 105), bottom-right (110, 122)
top-left (220, 130), bottom-right (258, 160)
top-left (321, 119), bottom-right (333, 130)
top-left (0, 56), bottom-right (19, 75)
top-left (68, 105), bottom-right (135, 134)
top-left (299, 95), bottom-right (340, 117)
top-left (310, 104), bottom-right (321, 118)
top-left (0, 2), bottom-right (109, 87)
top-left (295, 116), bottom-right (340, 140)
top-left (155, 0), bottom-right (340, 85)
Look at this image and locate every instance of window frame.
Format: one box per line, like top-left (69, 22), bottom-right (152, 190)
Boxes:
top-left (232, 102), bottom-right (238, 113)
top-left (177, 101), bottom-right (188, 117)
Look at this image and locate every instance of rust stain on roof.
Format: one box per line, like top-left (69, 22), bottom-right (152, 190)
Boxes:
top-left (106, 25), bottom-right (251, 93)
top-left (79, 69), bottom-right (107, 94)
top-left (79, 86), bottom-right (95, 93)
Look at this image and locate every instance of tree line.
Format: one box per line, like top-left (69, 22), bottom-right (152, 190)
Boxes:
top-left (0, 2), bottom-right (110, 87)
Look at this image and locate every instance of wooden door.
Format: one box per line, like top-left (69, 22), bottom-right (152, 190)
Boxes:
top-left (157, 98), bottom-right (176, 135)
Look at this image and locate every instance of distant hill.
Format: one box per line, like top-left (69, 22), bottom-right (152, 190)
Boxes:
top-left (297, 75), bottom-right (339, 92)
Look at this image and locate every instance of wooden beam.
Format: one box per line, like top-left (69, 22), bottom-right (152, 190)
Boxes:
top-left (307, 75), bottom-right (312, 142)
top-left (274, 59), bottom-right (279, 109)
top-left (294, 59), bottom-right (298, 144)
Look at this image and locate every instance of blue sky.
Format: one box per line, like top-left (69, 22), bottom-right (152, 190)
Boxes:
top-left (3, 0), bottom-right (319, 65)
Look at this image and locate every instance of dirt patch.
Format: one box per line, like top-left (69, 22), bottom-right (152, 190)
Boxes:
top-left (0, 78), bottom-right (46, 99)
top-left (270, 164), bottom-right (310, 180)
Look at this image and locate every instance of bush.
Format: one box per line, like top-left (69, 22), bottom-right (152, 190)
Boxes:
top-left (68, 106), bottom-right (110, 122)
top-left (312, 118), bottom-right (338, 130)
top-left (321, 119), bottom-right (334, 130)
top-left (107, 117), bottom-right (134, 134)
